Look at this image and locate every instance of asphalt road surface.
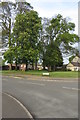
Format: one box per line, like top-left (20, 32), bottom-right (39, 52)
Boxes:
top-left (2, 93), bottom-right (33, 118)
top-left (2, 75), bottom-right (78, 118)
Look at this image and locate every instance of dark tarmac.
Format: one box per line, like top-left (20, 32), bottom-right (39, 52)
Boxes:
top-left (2, 93), bottom-right (33, 118)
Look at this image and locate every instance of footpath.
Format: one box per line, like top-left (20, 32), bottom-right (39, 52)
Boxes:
top-left (2, 93), bottom-right (33, 119)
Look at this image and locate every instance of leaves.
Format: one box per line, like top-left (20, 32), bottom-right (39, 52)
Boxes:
top-left (10, 10), bottom-right (42, 65)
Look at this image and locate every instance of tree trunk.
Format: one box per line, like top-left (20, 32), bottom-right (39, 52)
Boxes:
top-left (9, 63), bottom-right (12, 70)
top-left (43, 66), bottom-right (45, 70)
top-left (9, 18), bottom-right (11, 47)
top-left (53, 65), bottom-right (56, 71)
top-left (32, 62), bottom-right (34, 70)
top-left (26, 63), bottom-right (28, 71)
top-left (35, 59), bottom-right (37, 70)
top-left (43, 59), bottom-right (45, 70)
top-left (43, 63), bottom-right (45, 70)
top-left (15, 62), bottom-right (17, 70)
top-left (48, 65), bottom-right (51, 72)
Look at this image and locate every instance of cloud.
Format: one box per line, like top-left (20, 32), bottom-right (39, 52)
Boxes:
top-left (28, 0), bottom-right (79, 3)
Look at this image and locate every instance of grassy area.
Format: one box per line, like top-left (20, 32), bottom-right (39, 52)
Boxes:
top-left (1, 70), bottom-right (79, 78)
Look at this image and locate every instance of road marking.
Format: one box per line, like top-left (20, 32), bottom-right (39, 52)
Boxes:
top-left (62, 87), bottom-right (80, 91)
top-left (3, 76), bottom-right (78, 82)
top-left (3, 92), bottom-right (34, 119)
top-left (42, 80), bottom-right (78, 82)
top-left (19, 81), bottom-right (45, 86)
top-left (14, 77), bottom-right (22, 79)
top-left (2, 79), bottom-right (8, 81)
top-left (26, 82), bottom-right (45, 86)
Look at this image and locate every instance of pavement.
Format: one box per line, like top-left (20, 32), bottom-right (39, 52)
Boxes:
top-left (2, 75), bottom-right (79, 118)
top-left (2, 93), bottom-right (33, 118)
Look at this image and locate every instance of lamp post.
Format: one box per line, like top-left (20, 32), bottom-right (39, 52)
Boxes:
top-left (78, 1), bottom-right (80, 56)
top-left (78, 2), bottom-right (80, 120)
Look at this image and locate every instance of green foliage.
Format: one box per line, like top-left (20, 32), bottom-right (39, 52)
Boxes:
top-left (12, 10), bottom-right (42, 66)
top-left (45, 14), bottom-right (79, 53)
top-left (2, 4), bottom-right (79, 71)
top-left (4, 48), bottom-right (14, 64)
top-left (0, 2), bottom-right (33, 46)
top-left (44, 42), bottom-right (63, 70)
top-left (0, 2), bottom-right (15, 46)
top-left (2, 60), bottom-right (5, 66)
top-left (41, 14), bottom-right (79, 71)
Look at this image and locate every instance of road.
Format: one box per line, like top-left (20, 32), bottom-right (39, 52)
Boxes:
top-left (2, 93), bottom-right (33, 118)
top-left (2, 75), bottom-right (78, 118)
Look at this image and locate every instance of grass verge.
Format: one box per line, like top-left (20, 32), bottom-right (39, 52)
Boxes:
top-left (1, 70), bottom-right (79, 78)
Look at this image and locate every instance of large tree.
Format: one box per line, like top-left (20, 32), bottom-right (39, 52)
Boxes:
top-left (1, 1), bottom-right (33, 70)
top-left (46, 14), bottom-right (79, 53)
top-left (41, 15), bottom-right (79, 71)
top-left (11, 10), bottom-right (42, 70)
top-left (0, 2), bottom-right (15, 47)
top-left (0, 2), bottom-right (33, 47)
top-left (38, 18), bottom-right (50, 69)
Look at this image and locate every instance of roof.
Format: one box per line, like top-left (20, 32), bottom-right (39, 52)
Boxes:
top-left (72, 56), bottom-right (80, 63)
top-left (67, 63), bottom-right (74, 67)
top-left (71, 62), bottom-right (80, 67)
top-left (67, 56), bottom-right (80, 67)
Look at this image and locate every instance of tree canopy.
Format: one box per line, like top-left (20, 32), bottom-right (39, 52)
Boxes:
top-left (0, 2), bottom-right (33, 47)
top-left (8, 10), bottom-right (42, 70)
top-left (39, 15), bottom-right (79, 71)
top-left (2, 2), bottom-right (79, 71)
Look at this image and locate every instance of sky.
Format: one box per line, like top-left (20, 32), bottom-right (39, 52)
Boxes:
top-left (1, 0), bottom-right (80, 64)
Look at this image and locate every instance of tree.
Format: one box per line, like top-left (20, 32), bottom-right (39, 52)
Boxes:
top-left (0, 2), bottom-right (33, 47)
top-left (12, 10), bottom-right (42, 70)
top-left (38, 18), bottom-right (50, 69)
top-left (44, 42), bottom-right (63, 71)
top-left (41, 14), bottom-right (79, 70)
top-left (46, 14), bottom-right (79, 53)
top-left (1, 2), bottom-right (33, 70)
top-left (15, 1), bottom-right (33, 14)
top-left (0, 2), bottom-right (15, 46)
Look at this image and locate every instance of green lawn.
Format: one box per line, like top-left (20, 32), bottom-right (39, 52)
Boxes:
top-left (1, 70), bottom-right (79, 78)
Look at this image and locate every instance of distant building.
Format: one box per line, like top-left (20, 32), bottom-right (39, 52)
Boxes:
top-left (66, 56), bottom-right (80, 71)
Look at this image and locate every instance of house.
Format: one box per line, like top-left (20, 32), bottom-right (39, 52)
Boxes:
top-left (66, 56), bottom-right (80, 71)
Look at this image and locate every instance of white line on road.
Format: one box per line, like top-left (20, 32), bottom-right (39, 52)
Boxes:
top-left (19, 81), bottom-right (45, 86)
top-left (2, 79), bottom-right (8, 81)
top-left (62, 87), bottom-right (80, 91)
top-left (14, 77), bottom-right (22, 79)
top-left (27, 82), bottom-right (45, 86)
